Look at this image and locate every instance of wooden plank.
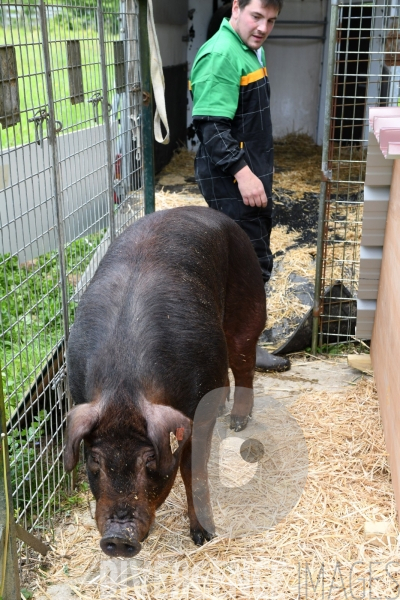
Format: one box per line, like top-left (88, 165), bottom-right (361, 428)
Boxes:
top-left (364, 184), bottom-right (390, 202)
top-left (358, 280), bottom-right (379, 300)
top-left (114, 41), bottom-right (126, 94)
top-left (365, 169), bottom-right (394, 187)
top-left (347, 354), bottom-right (372, 372)
top-left (361, 231), bottom-right (385, 246)
top-left (67, 40), bottom-right (84, 105)
top-left (355, 325), bottom-right (374, 340)
top-left (357, 298), bottom-right (377, 318)
top-left (15, 524), bottom-right (49, 556)
top-left (359, 246), bottom-right (382, 280)
top-left (0, 45), bottom-right (20, 127)
top-left (371, 158), bottom-right (400, 526)
top-left (0, 382), bottom-right (21, 597)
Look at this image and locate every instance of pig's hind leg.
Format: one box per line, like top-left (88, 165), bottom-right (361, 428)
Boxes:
top-left (223, 242), bottom-right (266, 432)
top-left (224, 328), bottom-right (262, 432)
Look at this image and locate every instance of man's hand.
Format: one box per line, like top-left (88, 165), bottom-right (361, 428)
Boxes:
top-left (235, 165), bottom-right (268, 208)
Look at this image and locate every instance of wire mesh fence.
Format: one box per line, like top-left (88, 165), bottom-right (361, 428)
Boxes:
top-left (315, 0), bottom-right (400, 349)
top-left (0, 0), bottom-right (144, 567)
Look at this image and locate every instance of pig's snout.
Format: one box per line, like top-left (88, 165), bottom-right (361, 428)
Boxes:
top-left (100, 534), bottom-right (141, 558)
top-left (100, 521), bottom-right (142, 558)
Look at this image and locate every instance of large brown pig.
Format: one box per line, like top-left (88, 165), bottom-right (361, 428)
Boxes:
top-left (64, 206), bottom-right (266, 557)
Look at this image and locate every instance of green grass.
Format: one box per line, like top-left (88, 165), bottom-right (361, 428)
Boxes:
top-left (1, 230), bottom-right (106, 419)
top-left (306, 341), bottom-right (370, 356)
top-left (0, 18), bottom-right (118, 149)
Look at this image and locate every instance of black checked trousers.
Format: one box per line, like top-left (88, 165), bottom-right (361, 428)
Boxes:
top-left (206, 199), bottom-right (273, 284)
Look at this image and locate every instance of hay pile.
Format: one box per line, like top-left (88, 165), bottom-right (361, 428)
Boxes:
top-left (31, 376), bottom-right (400, 599)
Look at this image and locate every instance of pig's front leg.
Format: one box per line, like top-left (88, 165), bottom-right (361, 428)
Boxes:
top-left (180, 427), bottom-right (215, 546)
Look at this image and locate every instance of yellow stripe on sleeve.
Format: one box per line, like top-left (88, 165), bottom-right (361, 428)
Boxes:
top-left (240, 67), bottom-right (267, 86)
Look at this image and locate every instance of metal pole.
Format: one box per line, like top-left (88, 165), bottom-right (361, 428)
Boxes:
top-left (311, 0), bottom-right (339, 355)
top-left (98, 0), bottom-right (116, 243)
top-left (0, 370), bottom-right (21, 600)
top-left (119, 0), bottom-right (130, 207)
top-left (39, 1), bottom-right (70, 343)
top-left (138, 0), bottom-right (155, 214)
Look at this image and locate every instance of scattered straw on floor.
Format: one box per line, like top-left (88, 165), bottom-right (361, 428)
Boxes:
top-left (157, 147), bottom-right (197, 181)
top-left (273, 133), bottom-right (321, 200)
top-left (268, 226), bottom-right (315, 330)
top-left (31, 376), bottom-right (400, 599)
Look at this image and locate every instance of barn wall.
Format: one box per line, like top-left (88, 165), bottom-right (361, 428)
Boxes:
top-left (186, 0), bottom-right (216, 150)
top-left (265, 0), bottom-right (328, 141)
top-left (153, 0), bottom-right (189, 171)
top-left (153, 0), bottom-right (187, 26)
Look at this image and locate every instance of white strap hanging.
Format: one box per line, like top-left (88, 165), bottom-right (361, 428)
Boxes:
top-left (147, 0), bottom-right (170, 144)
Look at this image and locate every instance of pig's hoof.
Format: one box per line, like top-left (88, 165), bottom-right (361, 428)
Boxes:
top-left (190, 526), bottom-right (215, 546)
top-left (230, 414), bottom-right (249, 432)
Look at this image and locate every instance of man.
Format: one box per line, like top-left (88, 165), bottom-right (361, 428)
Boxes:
top-left (190, 0), bottom-right (290, 372)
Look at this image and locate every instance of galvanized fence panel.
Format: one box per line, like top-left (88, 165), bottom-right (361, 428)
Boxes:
top-left (0, 0), bottom-right (144, 570)
top-left (313, 0), bottom-right (399, 350)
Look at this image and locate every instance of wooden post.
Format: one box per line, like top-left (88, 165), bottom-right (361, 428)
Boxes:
top-left (0, 369), bottom-right (21, 600)
top-left (371, 158), bottom-right (400, 524)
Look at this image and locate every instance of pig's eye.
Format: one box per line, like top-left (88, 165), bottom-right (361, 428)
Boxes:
top-left (88, 454), bottom-right (100, 473)
top-left (146, 454), bottom-right (156, 467)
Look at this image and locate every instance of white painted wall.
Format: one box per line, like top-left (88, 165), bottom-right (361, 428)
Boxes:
top-left (153, 0), bottom-right (189, 67)
top-left (155, 23), bottom-right (188, 67)
top-left (265, 0), bottom-right (329, 141)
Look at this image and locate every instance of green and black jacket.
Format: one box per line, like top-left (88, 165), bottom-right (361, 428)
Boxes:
top-left (190, 18), bottom-right (273, 220)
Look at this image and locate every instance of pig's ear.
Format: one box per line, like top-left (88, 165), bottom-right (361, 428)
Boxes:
top-left (64, 403), bottom-right (100, 472)
top-left (142, 401), bottom-right (192, 475)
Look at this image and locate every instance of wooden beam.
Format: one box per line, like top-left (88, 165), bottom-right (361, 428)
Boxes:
top-left (347, 354), bottom-right (373, 373)
top-left (15, 524), bottom-right (49, 557)
top-left (371, 158), bottom-right (400, 526)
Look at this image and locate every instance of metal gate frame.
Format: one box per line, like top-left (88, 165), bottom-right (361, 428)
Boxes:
top-left (0, 0), bottom-right (155, 593)
top-left (312, 0), bottom-right (399, 352)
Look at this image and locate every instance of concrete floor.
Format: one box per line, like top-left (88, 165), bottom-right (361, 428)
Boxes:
top-left (35, 356), bottom-right (363, 600)
top-left (254, 355), bottom-right (362, 405)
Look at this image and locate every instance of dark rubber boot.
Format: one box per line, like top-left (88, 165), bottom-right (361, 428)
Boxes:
top-left (255, 346), bottom-right (291, 372)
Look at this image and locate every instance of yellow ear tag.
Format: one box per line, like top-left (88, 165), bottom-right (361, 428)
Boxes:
top-left (170, 432), bottom-right (179, 454)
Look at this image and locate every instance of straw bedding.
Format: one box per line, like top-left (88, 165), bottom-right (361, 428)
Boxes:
top-left (30, 375), bottom-right (399, 599)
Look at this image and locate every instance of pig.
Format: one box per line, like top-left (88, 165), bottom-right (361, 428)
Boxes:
top-left (64, 206), bottom-right (266, 557)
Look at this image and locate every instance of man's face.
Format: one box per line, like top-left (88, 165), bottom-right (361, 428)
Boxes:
top-left (230, 0), bottom-right (279, 50)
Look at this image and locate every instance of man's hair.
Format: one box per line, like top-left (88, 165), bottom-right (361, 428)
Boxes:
top-left (238, 0), bottom-right (284, 13)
